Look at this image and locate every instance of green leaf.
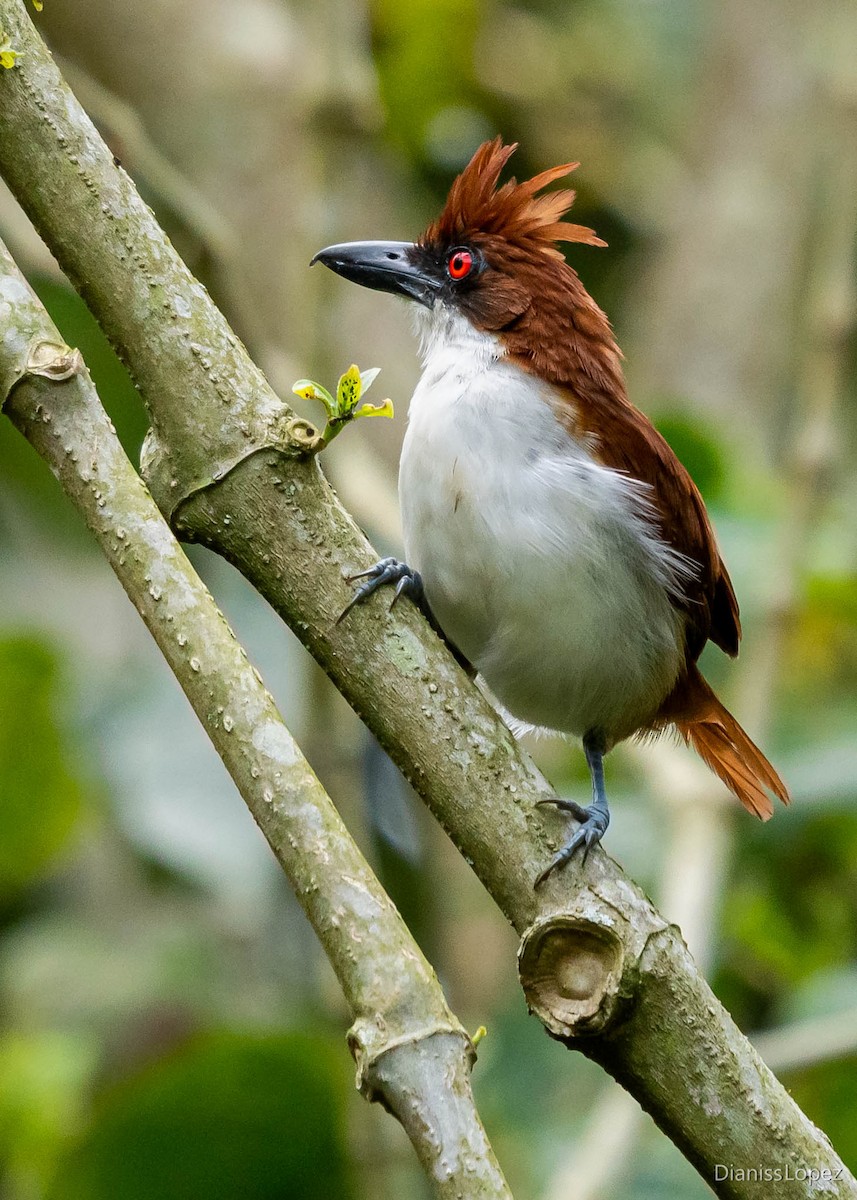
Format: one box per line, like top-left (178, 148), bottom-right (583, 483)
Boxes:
top-left (0, 31), bottom-right (18, 69)
top-left (291, 379), bottom-right (335, 416)
top-left (291, 365), bottom-right (394, 453)
top-left (358, 366), bottom-right (381, 393)
top-left (0, 637), bottom-right (84, 895)
top-left (48, 1031), bottom-right (354, 1200)
top-left (336, 364), bottom-right (363, 415)
top-left (354, 400), bottom-right (394, 421)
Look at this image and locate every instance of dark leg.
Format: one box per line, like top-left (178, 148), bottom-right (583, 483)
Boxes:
top-left (535, 729), bottom-right (611, 886)
top-left (336, 557), bottom-right (425, 624)
top-left (337, 557), bottom-right (477, 677)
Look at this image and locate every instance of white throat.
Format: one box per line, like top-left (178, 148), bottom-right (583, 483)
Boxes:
top-left (411, 303), bottom-right (503, 376)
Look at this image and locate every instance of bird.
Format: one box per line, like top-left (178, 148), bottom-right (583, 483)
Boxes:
top-left (311, 137), bottom-right (789, 884)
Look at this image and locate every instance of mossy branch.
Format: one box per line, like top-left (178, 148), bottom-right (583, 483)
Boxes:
top-left (0, 2), bottom-right (853, 1194)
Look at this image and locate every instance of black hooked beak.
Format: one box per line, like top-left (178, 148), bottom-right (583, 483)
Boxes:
top-left (310, 241), bottom-right (441, 308)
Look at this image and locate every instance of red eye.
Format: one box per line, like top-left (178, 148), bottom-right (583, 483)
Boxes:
top-left (447, 249), bottom-right (474, 280)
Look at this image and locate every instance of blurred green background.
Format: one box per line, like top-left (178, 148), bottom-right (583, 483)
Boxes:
top-left (1, 0), bottom-right (856, 1196)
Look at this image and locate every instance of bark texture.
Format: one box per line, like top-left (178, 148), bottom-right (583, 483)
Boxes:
top-left (0, 236), bottom-right (512, 1200)
top-left (0, 3), bottom-right (854, 1193)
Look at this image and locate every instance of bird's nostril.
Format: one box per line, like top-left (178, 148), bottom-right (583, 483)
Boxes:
top-left (386, 252), bottom-right (400, 260)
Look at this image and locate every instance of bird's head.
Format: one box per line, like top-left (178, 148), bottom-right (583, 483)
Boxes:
top-left (311, 138), bottom-right (608, 344)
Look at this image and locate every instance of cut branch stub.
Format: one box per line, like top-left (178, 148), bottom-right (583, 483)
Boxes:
top-left (518, 913), bottom-right (625, 1038)
top-left (519, 863), bottom-right (673, 1041)
top-left (26, 339), bottom-right (83, 381)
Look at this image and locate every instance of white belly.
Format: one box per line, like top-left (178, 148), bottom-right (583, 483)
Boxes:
top-left (399, 313), bottom-right (688, 744)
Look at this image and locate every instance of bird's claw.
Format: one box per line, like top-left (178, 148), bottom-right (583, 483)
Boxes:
top-left (336, 557), bottom-right (424, 624)
top-left (535, 801), bottom-right (610, 886)
top-left (535, 796), bottom-right (589, 823)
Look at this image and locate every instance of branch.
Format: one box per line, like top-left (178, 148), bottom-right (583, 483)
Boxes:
top-left (0, 237), bottom-right (512, 1200)
top-left (0, 4), bottom-right (853, 1193)
top-left (541, 757), bottom-right (733, 1200)
top-left (51, 54), bottom-right (264, 357)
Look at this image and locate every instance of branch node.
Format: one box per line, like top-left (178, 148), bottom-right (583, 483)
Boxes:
top-left (1, 335), bottom-right (83, 415)
top-left (284, 416), bottom-right (323, 454)
top-left (26, 338), bottom-right (83, 381)
top-left (347, 1019), bottom-right (474, 1103)
top-left (140, 415), bottom-right (319, 524)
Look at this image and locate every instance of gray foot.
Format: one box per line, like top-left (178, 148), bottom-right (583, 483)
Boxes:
top-left (336, 557), bottom-right (424, 624)
top-left (535, 732), bottom-right (610, 886)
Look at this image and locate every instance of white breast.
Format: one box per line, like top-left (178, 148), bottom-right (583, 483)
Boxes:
top-left (399, 307), bottom-right (690, 744)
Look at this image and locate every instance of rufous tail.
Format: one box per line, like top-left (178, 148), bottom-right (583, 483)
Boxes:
top-left (674, 668), bottom-right (789, 820)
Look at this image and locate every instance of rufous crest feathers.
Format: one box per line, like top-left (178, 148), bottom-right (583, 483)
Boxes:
top-left (421, 137), bottom-right (607, 258)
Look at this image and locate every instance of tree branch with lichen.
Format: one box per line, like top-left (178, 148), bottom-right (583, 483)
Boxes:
top-left (0, 2), bottom-right (854, 1194)
top-left (0, 236), bottom-right (512, 1200)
